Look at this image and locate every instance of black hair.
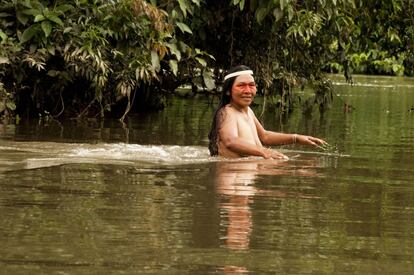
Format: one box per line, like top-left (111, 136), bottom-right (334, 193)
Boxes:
top-left (208, 65), bottom-right (252, 156)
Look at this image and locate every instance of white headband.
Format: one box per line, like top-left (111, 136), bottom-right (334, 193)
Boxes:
top-left (224, 70), bottom-right (253, 81)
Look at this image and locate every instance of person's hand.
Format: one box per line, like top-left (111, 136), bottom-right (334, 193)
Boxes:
top-left (296, 135), bottom-right (327, 147)
top-left (261, 148), bottom-right (289, 160)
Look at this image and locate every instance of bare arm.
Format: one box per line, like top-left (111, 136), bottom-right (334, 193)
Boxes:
top-left (253, 114), bottom-right (326, 147)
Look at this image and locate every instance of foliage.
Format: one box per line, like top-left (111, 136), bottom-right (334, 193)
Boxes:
top-left (188, 0), bottom-right (413, 114)
top-left (188, 0), bottom-right (358, 113)
top-left (326, 0), bottom-right (414, 78)
top-left (0, 0), bottom-right (213, 120)
top-left (0, 82), bottom-right (16, 118)
top-left (0, 0), bottom-right (413, 119)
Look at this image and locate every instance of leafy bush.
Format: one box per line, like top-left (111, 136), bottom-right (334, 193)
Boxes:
top-left (1, 0), bottom-right (413, 120)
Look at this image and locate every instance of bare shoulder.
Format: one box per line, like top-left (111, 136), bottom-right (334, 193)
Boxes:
top-left (216, 105), bottom-right (234, 126)
top-left (247, 107), bottom-right (258, 119)
top-left (247, 107), bottom-right (255, 115)
top-left (223, 104), bottom-right (234, 113)
top-left (222, 105), bottom-right (237, 117)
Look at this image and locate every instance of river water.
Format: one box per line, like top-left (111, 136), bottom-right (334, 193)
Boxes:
top-left (1, 75), bottom-right (413, 274)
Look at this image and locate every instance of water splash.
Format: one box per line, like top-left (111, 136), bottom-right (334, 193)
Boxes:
top-left (0, 141), bottom-right (213, 171)
top-left (69, 143), bottom-right (211, 163)
top-left (0, 140), bottom-right (349, 171)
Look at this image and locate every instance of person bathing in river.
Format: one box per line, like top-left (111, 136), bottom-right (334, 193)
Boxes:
top-left (208, 65), bottom-right (327, 159)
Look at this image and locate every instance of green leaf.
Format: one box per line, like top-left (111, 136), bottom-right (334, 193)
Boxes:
top-left (239, 0), bottom-right (245, 10)
top-left (287, 5), bottom-right (294, 21)
top-left (256, 7), bottom-right (268, 23)
top-left (177, 0), bottom-right (188, 17)
top-left (195, 57), bottom-right (207, 67)
top-left (169, 60), bottom-right (178, 76)
top-left (20, 1), bottom-right (33, 8)
top-left (151, 50), bottom-right (160, 72)
top-left (0, 30), bottom-right (7, 41)
top-left (135, 68), bottom-right (140, 81)
top-left (203, 71), bottom-right (215, 91)
top-left (0, 12), bottom-right (11, 18)
top-left (55, 4), bottom-right (73, 13)
top-left (178, 41), bottom-right (189, 52)
top-left (0, 102), bottom-right (4, 113)
top-left (41, 21), bottom-right (52, 37)
top-left (280, 0), bottom-right (286, 10)
top-left (20, 24), bottom-right (39, 44)
top-left (176, 22), bottom-right (193, 34)
top-left (171, 9), bottom-right (178, 19)
top-left (166, 43), bottom-right (181, 61)
top-left (194, 48), bottom-right (215, 60)
top-left (191, 0), bottom-right (201, 7)
top-left (34, 14), bottom-right (45, 22)
top-left (22, 9), bottom-right (41, 16)
top-left (16, 11), bottom-right (29, 25)
top-left (46, 15), bottom-right (63, 26)
top-left (392, 64), bottom-right (401, 73)
top-left (63, 27), bottom-right (72, 34)
top-left (47, 70), bottom-right (58, 77)
top-left (0, 57), bottom-right (9, 64)
top-left (6, 101), bottom-right (16, 111)
top-left (273, 8), bottom-right (283, 22)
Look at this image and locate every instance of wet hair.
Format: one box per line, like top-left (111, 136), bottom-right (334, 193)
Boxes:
top-left (208, 65), bottom-right (253, 156)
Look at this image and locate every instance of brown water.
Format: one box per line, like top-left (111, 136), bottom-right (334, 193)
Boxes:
top-left (1, 75), bottom-right (414, 274)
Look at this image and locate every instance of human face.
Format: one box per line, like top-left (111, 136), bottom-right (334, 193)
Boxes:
top-left (230, 74), bottom-right (257, 108)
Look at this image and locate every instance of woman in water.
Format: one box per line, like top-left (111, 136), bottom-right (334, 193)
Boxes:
top-left (208, 65), bottom-right (326, 159)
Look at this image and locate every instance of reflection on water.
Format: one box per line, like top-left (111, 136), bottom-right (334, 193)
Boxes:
top-left (214, 158), bottom-right (323, 273)
top-left (216, 161), bottom-right (257, 251)
top-left (1, 76), bottom-right (414, 274)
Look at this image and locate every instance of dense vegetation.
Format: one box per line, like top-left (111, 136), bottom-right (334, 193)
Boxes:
top-left (1, 0), bottom-right (413, 120)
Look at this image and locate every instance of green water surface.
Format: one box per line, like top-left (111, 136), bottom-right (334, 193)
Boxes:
top-left (0, 75), bottom-right (413, 274)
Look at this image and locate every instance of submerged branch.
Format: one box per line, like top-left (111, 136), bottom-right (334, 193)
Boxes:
top-left (119, 89), bottom-right (137, 123)
top-left (75, 98), bottom-right (96, 120)
top-left (52, 90), bottom-right (65, 118)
